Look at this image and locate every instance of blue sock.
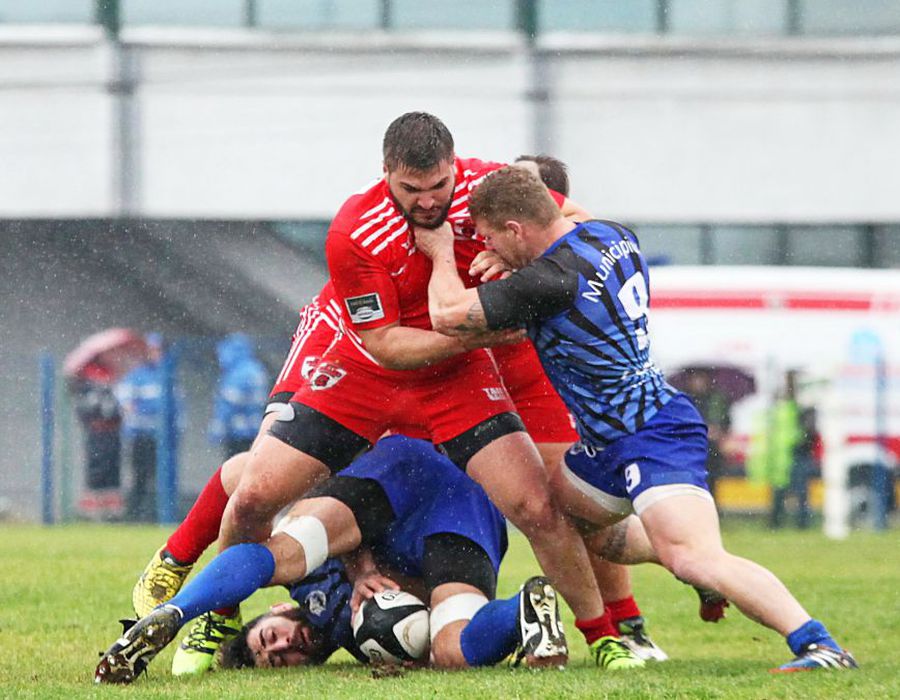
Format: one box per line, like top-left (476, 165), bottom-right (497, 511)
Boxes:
top-left (786, 619), bottom-right (839, 655)
top-left (460, 593), bottom-right (520, 667)
top-left (166, 543), bottom-right (275, 624)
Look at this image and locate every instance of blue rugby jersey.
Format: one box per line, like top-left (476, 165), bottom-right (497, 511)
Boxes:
top-left (479, 220), bottom-right (676, 446)
top-left (288, 558), bottom-right (367, 663)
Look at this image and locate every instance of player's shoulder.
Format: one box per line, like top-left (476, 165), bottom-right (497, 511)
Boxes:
top-left (329, 177), bottom-right (409, 257)
top-left (455, 156), bottom-right (506, 189)
top-left (331, 178), bottom-right (391, 231)
top-left (582, 219), bottom-right (637, 239)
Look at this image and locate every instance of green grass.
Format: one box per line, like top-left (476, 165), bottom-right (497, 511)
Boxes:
top-left (0, 522), bottom-right (897, 699)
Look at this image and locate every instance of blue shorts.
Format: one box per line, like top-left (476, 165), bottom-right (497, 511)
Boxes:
top-left (341, 435), bottom-right (508, 578)
top-left (562, 393), bottom-right (713, 516)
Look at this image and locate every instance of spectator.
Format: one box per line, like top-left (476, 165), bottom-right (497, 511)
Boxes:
top-left (682, 369), bottom-right (733, 504)
top-left (116, 333), bottom-right (174, 522)
top-left (208, 333), bottom-right (269, 458)
top-left (69, 361), bottom-right (123, 521)
top-left (747, 370), bottom-right (815, 529)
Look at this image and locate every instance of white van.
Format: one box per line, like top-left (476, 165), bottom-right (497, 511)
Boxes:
top-left (648, 266), bottom-right (900, 538)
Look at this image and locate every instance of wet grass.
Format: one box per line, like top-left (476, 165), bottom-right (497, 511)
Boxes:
top-left (0, 521), bottom-right (897, 699)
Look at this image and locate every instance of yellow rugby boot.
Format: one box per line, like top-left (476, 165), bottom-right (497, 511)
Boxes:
top-left (132, 549), bottom-right (193, 618)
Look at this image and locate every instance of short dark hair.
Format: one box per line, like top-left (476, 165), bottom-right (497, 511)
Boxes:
top-left (515, 154), bottom-right (570, 197)
top-left (469, 166), bottom-right (560, 231)
top-left (383, 112), bottom-right (454, 173)
top-left (219, 615), bottom-right (262, 669)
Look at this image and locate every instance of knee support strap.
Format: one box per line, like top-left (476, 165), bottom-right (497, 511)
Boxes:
top-left (272, 515), bottom-right (329, 573)
top-left (429, 592), bottom-right (489, 642)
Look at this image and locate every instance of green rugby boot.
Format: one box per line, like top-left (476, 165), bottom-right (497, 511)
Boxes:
top-left (590, 635), bottom-right (646, 670)
top-left (171, 609), bottom-right (243, 676)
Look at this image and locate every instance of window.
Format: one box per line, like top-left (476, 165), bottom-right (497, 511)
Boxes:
top-left (122, 0), bottom-right (245, 27)
top-left (785, 225), bottom-right (865, 267)
top-left (799, 0), bottom-right (900, 36)
top-left (633, 225), bottom-right (705, 265)
top-left (0, 0), bottom-right (93, 23)
top-left (711, 226), bottom-right (781, 265)
top-left (668, 0), bottom-right (788, 36)
top-left (539, 0), bottom-right (659, 33)
top-left (257, 0), bottom-right (379, 30)
top-left (873, 226), bottom-right (900, 269)
top-left (391, 0), bottom-right (513, 30)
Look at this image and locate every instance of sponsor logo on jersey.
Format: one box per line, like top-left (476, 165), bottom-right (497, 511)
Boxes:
top-left (305, 590), bottom-right (327, 617)
top-left (481, 387), bottom-right (507, 401)
top-left (345, 293), bottom-right (385, 324)
top-left (309, 362), bottom-right (347, 391)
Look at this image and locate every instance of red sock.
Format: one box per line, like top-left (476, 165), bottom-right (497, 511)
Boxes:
top-left (213, 606), bottom-right (237, 617)
top-left (164, 466), bottom-right (229, 565)
top-left (606, 596), bottom-right (642, 626)
top-left (575, 611), bottom-right (619, 645)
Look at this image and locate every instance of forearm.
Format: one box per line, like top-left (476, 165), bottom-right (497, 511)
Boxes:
top-left (428, 248), bottom-right (484, 334)
top-left (360, 324), bottom-right (466, 370)
top-left (343, 547), bottom-right (379, 583)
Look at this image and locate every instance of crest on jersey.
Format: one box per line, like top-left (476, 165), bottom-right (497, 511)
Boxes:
top-left (305, 590), bottom-right (327, 617)
top-left (345, 293), bottom-right (385, 324)
top-left (300, 355), bottom-right (322, 380)
top-left (309, 362), bottom-right (347, 391)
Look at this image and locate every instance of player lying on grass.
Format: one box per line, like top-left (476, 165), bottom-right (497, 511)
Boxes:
top-left (415, 165), bottom-right (858, 673)
top-left (95, 435), bottom-right (568, 684)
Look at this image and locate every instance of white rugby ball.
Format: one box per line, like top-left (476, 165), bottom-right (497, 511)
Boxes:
top-left (352, 590), bottom-right (430, 664)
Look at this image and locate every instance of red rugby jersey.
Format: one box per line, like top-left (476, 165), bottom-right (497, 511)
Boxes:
top-left (325, 156), bottom-right (506, 332)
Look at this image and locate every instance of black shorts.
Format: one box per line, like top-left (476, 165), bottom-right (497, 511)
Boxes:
top-left (268, 401), bottom-right (371, 473)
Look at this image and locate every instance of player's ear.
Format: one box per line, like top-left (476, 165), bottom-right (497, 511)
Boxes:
top-left (506, 220), bottom-right (524, 239)
top-left (270, 602), bottom-right (294, 615)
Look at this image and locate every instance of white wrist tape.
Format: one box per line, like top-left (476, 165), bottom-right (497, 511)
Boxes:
top-left (272, 515), bottom-right (329, 573)
top-left (429, 592), bottom-right (489, 642)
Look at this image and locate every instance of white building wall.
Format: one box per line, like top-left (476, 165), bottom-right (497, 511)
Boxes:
top-left (0, 33), bottom-right (114, 216)
top-left (1, 28), bottom-right (899, 222)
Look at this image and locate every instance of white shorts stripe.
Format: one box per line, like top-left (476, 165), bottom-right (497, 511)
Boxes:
top-left (561, 462), bottom-right (632, 516)
top-left (632, 484), bottom-right (714, 516)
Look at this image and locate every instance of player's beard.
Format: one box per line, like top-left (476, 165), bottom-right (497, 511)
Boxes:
top-left (398, 198), bottom-right (453, 230)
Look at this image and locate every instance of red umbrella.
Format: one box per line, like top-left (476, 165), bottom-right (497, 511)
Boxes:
top-left (62, 328), bottom-right (150, 383)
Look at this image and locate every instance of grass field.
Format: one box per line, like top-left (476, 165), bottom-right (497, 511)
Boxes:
top-left (0, 522), bottom-right (897, 699)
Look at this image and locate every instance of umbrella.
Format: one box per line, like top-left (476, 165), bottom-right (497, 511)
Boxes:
top-left (667, 364), bottom-right (756, 404)
top-left (62, 328), bottom-right (150, 383)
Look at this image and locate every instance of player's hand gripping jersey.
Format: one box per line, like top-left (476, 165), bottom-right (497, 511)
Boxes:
top-left (479, 220), bottom-right (679, 446)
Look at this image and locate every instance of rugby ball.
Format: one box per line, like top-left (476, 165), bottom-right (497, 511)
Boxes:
top-left (352, 590), bottom-right (430, 664)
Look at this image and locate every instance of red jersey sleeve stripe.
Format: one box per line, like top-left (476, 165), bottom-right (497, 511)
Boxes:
top-left (371, 223), bottom-right (410, 255)
top-left (352, 210), bottom-right (393, 240)
top-left (361, 215), bottom-right (406, 249)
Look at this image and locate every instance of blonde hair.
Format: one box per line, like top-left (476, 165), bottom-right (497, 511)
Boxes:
top-left (469, 167), bottom-right (560, 231)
